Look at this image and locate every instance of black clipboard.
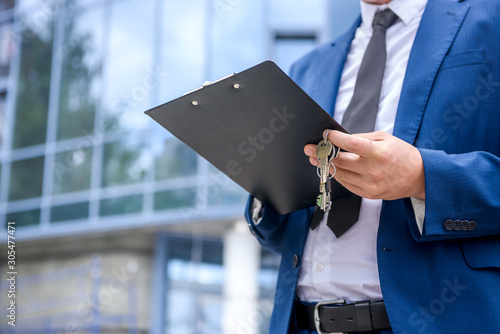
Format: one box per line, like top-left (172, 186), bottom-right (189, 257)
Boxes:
top-left (145, 61), bottom-right (346, 215)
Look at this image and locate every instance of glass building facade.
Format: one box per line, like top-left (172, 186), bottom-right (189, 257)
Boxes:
top-left (0, 0), bottom-right (359, 333)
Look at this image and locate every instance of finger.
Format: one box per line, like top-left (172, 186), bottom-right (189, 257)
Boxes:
top-left (332, 151), bottom-right (366, 174)
top-left (327, 130), bottom-right (376, 157)
top-left (309, 156), bottom-right (319, 167)
top-left (352, 130), bottom-right (388, 142)
top-left (333, 165), bottom-right (363, 187)
top-left (304, 144), bottom-right (317, 158)
top-left (333, 174), bottom-right (365, 197)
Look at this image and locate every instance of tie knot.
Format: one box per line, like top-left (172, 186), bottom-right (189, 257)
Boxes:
top-left (373, 8), bottom-right (399, 29)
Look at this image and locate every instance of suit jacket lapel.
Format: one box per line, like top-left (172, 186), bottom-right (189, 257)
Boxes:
top-left (313, 17), bottom-right (361, 117)
top-left (393, 0), bottom-right (470, 144)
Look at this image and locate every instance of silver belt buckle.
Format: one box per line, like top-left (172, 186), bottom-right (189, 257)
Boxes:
top-left (314, 299), bottom-right (346, 334)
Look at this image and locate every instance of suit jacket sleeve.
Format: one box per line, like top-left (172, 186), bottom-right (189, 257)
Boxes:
top-left (408, 149), bottom-right (500, 242)
top-left (393, 0), bottom-right (500, 243)
top-left (244, 196), bottom-right (291, 254)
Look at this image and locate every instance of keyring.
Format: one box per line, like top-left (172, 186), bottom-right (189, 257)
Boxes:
top-left (324, 129), bottom-right (331, 142)
top-left (329, 163), bottom-right (336, 179)
top-left (318, 164), bottom-right (336, 179)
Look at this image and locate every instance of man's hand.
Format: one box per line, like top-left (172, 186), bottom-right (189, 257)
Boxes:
top-left (304, 130), bottom-right (426, 200)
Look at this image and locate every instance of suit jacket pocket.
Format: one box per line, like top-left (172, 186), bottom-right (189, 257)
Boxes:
top-left (440, 49), bottom-right (485, 71)
top-left (460, 236), bottom-right (500, 269)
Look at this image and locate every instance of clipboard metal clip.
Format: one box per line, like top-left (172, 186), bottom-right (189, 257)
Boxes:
top-left (183, 73), bottom-right (236, 96)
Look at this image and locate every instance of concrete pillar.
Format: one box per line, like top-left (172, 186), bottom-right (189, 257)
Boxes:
top-left (222, 220), bottom-right (261, 334)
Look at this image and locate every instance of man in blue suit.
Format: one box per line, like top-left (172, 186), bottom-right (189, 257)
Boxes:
top-left (245, 0), bottom-right (500, 333)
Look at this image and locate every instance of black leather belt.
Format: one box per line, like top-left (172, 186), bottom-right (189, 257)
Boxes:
top-left (293, 299), bottom-right (391, 333)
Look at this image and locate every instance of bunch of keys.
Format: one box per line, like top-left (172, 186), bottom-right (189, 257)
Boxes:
top-left (316, 130), bottom-right (339, 211)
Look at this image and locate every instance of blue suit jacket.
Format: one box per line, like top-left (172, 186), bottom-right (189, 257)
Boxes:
top-left (245, 0), bottom-right (500, 333)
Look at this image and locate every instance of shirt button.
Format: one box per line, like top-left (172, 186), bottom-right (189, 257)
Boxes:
top-left (316, 264), bottom-right (324, 271)
top-left (292, 254), bottom-right (300, 268)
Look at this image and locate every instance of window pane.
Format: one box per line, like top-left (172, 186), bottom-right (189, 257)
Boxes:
top-left (200, 240), bottom-right (224, 266)
top-left (6, 208), bottom-right (40, 228)
top-left (270, 0), bottom-right (326, 27)
top-left (100, 194), bottom-right (143, 217)
top-left (57, 6), bottom-right (103, 140)
top-left (0, 91), bottom-right (5, 149)
top-left (209, 0), bottom-right (266, 79)
top-left (50, 202), bottom-right (89, 223)
top-left (155, 138), bottom-right (198, 181)
top-left (168, 238), bottom-right (193, 261)
top-left (165, 238), bottom-right (224, 334)
top-left (9, 156), bottom-right (44, 201)
top-left (64, 0), bottom-right (98, 9)
top-left (102, 141), bottom-right (147, 187)
top-left (16, 0), bottom-right (44, 11)
top-left (52, 147), bottom-right (92, 194)
top-left (161, 0), bottom-right (205, 101)
top-left (165, 288), bottom-right (195, 334)
top-left (166, 238), bottom-right (224, 283)
top-left (101, 0), bottom-right (155, 133)
top-left (13, 16), bottom-right (54, 148)
top-left (327, 1), bottom-right (361, 41)
top-left (0, 18), bottom-right (14, 77)
top-left (207, 184), bottom-right (246, 207)
top-left (205, 166), bottom-right (246, 207)
top-left (274, 35), bottom-right (317, 75)
top-left (154, 188), bottom-right (196, 211)
top-left (198, 295), bottom-right (223, 334)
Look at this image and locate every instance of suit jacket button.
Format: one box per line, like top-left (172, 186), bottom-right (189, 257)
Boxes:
top-left (469, 221), bottom-right (477, 230)
top-left (453, 220), bottom-right (463, 231)
top-left (292, 254), bottom-right (300, 268)
top-left (444, 220), bottom-right (454, 231)
top-left (461, 220), bottom-right (470, 231)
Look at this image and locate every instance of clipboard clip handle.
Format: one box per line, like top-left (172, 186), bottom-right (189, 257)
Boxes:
top-left (183, 73), bottom-right (237, 96)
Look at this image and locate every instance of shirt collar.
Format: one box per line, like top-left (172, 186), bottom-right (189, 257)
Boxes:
top-left (360, 0), bottom-right (428, 27)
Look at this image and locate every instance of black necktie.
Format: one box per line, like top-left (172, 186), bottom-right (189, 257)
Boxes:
top-left (311, 9), bottom-right (399, 237)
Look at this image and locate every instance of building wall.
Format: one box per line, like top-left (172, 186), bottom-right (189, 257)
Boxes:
top-left (0, 231), bottom-right (154, 333)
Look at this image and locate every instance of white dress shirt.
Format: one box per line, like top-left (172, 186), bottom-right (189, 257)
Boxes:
top-left (296, 0), bottom-right (429, 303)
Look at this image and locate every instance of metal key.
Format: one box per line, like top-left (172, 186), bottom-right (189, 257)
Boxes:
top-left (323, 179), bottom-right (332, 210)
top-left (317, 179), bottom-right (332, 208)
top-left (316, 139), bottom-right (332, 184)
top-left (316, 139), bottom-right (333, 211)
